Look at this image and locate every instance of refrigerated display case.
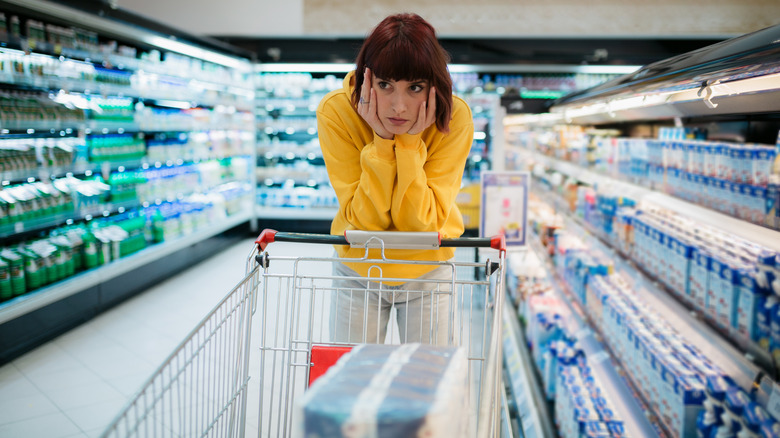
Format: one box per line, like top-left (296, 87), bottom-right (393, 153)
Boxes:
top-left (503, 22), bottom-right (780, 437)
top-left (0, 0), bottom-right (256, 363)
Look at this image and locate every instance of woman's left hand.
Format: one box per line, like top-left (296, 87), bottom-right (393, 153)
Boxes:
top-left (407, 86), bottom-right (436, 135)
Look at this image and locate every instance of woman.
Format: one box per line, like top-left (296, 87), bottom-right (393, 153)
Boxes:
top-left (317, 13), bottom-right (474, 345)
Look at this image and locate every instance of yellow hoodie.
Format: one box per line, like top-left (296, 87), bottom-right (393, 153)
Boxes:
top-left (316, 71), bottom-right (474, 280)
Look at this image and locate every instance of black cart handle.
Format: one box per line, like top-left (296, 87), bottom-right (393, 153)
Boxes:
top-left (256, 229), bottom-right (505, 253)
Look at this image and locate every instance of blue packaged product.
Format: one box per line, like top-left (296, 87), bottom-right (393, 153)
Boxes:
top-left (707, 255), bottom-right (725, 319)
top-left (715, 257), bottom-right (739, 331)
top-left (608, 421), bottom-right (628, 438)
top-left (751, 185), bottom-right (768, 223)
top-left (772, 302), bottom-right (780, 364)
top-left (743, 402), bottom-right (773, 435)
top-left (735, 264), bottom-right (765, 341)
top-left (759, 295), bottom-right (778, 351)
top-left (724, 387), bottom-right (751, 418)
top-left (758, 420), bottom-right (780, 438)
top-left (768, 176), bottom-right (779, 230)
top-left (670, 373), bottom-right (707, 438)
top-left (296, 344), bottom-right (469, 438)
top-left (582, 421), bottom-right (612, 437)
top-left (691, 246), bottom-right (712, 307)
top-left (756, 251), bottom-right (776, 292)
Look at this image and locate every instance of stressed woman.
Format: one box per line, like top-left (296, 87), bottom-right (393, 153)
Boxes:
top-left (317, 13), bottom-right (474, 344)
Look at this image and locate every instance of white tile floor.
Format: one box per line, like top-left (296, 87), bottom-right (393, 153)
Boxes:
top-left (0, 237), bottom-right (290, 438)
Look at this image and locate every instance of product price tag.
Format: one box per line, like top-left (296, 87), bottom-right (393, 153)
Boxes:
top-left (767, 381), bottom-right (780, 421)
top-left (14, 222), bottom-right (24, 233)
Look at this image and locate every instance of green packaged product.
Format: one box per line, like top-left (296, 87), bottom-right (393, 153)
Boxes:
top-left (82, 232), bottom-right (99, 269)
top-left (1, 249), bottom-right (25, 296)
top-left (60, 228), bottom-right (85, 271)
top-left (0, 259), bottom-right (11, 301)
top-left (21, 248), bottom-right (44, 290)
top-left (50, 236), bottom-right (75, 278)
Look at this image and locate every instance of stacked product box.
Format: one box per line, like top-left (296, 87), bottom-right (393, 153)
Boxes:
top-left (626, 209), bottom-right (779, 354)
top-left (554, 345), bottom-right (629, 438)
top-left (523, 292), bottom-right (571, 399)
top-left (587, 274), bottom-right (713, 438)
top-left (607, 128), bottom-right (778, 228)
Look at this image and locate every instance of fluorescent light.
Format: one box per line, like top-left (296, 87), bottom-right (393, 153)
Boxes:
top-left (552, 72), bottom-right (780, 121)
top-left (154, 99), bottom-right (192, 109)
top-left (143, 35), bottom-right (249, 70)
top-left (448, 64), bottom-right (641, 74)
top-left (257, 63), bottom-right (354, 73)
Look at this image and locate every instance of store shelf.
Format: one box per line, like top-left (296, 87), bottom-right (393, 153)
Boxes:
top-left (501, 294), bottom-right (554, 438)
top-left (0, 209), bottom-right (252, 325)
top-left (255, 205), bottom-right (336, 221)
top-left (0, 0), bottom-right (257, 366)
top-left (523, 235), bottom-right (664, 438)
top-left (0, 199), bottom-right (140, 239)
top-left (549, 23), bottom-right (780, 124)
top-left (531, 151), bottom-right (780, 253)
top-left (529, 180), bottom-right (780, 408)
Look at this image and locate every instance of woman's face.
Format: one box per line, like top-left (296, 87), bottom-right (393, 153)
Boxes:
top-left (371, 76), bottom-right (430, 135)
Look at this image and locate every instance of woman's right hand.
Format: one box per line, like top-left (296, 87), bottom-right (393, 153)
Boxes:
top-left (357, 68), bottom-right (394, 140)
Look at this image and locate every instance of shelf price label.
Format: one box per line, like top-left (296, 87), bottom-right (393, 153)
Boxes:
top-left (767, 381), bottom-right (780, 420)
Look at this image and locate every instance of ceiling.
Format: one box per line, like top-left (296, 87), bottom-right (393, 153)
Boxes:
top-left (217, 36), bottom-right (726, 69)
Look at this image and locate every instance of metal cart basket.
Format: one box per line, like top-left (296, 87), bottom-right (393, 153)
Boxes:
top-left (102, 229), bottom-right (506, 438)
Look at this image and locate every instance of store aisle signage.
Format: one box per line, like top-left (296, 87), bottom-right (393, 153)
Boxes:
top-left (480, 171), bottom-right (529, 247)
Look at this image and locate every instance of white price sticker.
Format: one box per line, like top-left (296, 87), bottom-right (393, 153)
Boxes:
top-left (767, 382), bottom-right (780, 421)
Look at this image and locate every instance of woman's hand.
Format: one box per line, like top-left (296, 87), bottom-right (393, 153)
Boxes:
top-left (407, 86), bottom-right (436, 136)
top-left (357, 68), bottom-right (394, 140)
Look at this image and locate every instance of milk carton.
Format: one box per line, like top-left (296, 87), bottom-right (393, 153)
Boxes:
top-left (691, 246), bottom-right (712, 308)
top-left (754, 145), bottom-right (776, 187)
top-left (735, 264), bottom-right (765, 342)
top-left (708, 255), bottom-right (726, 321)
top-left (714, 257), bottom-right (739, 331)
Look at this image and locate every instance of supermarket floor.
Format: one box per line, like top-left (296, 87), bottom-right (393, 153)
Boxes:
top-left (0, 237), bottom-right (336, 438)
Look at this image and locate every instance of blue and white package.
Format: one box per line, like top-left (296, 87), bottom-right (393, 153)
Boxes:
top-left (734, 263), bottom-right (765, 343)
top-left (294, 343), bottom-right (469, 438)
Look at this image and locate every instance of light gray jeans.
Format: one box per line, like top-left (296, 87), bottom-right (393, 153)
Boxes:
top-left (329, 260), bottom-right (454, 346)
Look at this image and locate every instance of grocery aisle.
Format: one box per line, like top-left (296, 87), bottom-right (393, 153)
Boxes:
top-left (0, 236), bottom-right (275, 438)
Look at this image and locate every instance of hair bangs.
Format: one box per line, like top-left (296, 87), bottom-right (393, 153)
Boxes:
top-left (369, 38), bottom-right (434, 82)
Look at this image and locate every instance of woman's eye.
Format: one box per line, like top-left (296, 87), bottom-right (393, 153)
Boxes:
top-left (410, 85), bottom-right (424, 92)
top-left (377, 81), bottom-right (390, 89)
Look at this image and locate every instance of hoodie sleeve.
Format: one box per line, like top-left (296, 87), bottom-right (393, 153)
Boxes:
top-left (390, 102), bottom-right (474, 233)
top-left (317, 99), bottom-right (397, 231)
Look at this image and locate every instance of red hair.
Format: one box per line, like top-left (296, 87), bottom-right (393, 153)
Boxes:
top-left (352, 13), bottom-right (453, 133)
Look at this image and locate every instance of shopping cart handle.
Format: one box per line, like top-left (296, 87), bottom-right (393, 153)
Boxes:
top-left (256, 229), bottom-right (348, 251)
top-left (256, 229), bottom-right (505, 253)
top-left (441, 235), bottom-right (506, 253)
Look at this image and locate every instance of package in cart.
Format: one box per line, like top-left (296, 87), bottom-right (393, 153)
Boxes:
top-left (294, 343), bottom-right (470, 438)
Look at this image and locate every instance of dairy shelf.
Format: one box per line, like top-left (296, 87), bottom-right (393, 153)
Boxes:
top-left (530, 151), bottom-right (780, 253)
top-left (521, 234), bottom-right (664, 437)
top-left (532, 182), bottom-right (778, 406)
top-left (502, 291), bottom-right (555, 438)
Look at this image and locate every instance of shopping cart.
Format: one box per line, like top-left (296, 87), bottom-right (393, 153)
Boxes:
top-left (101, 229), bottom-right (506, 438)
